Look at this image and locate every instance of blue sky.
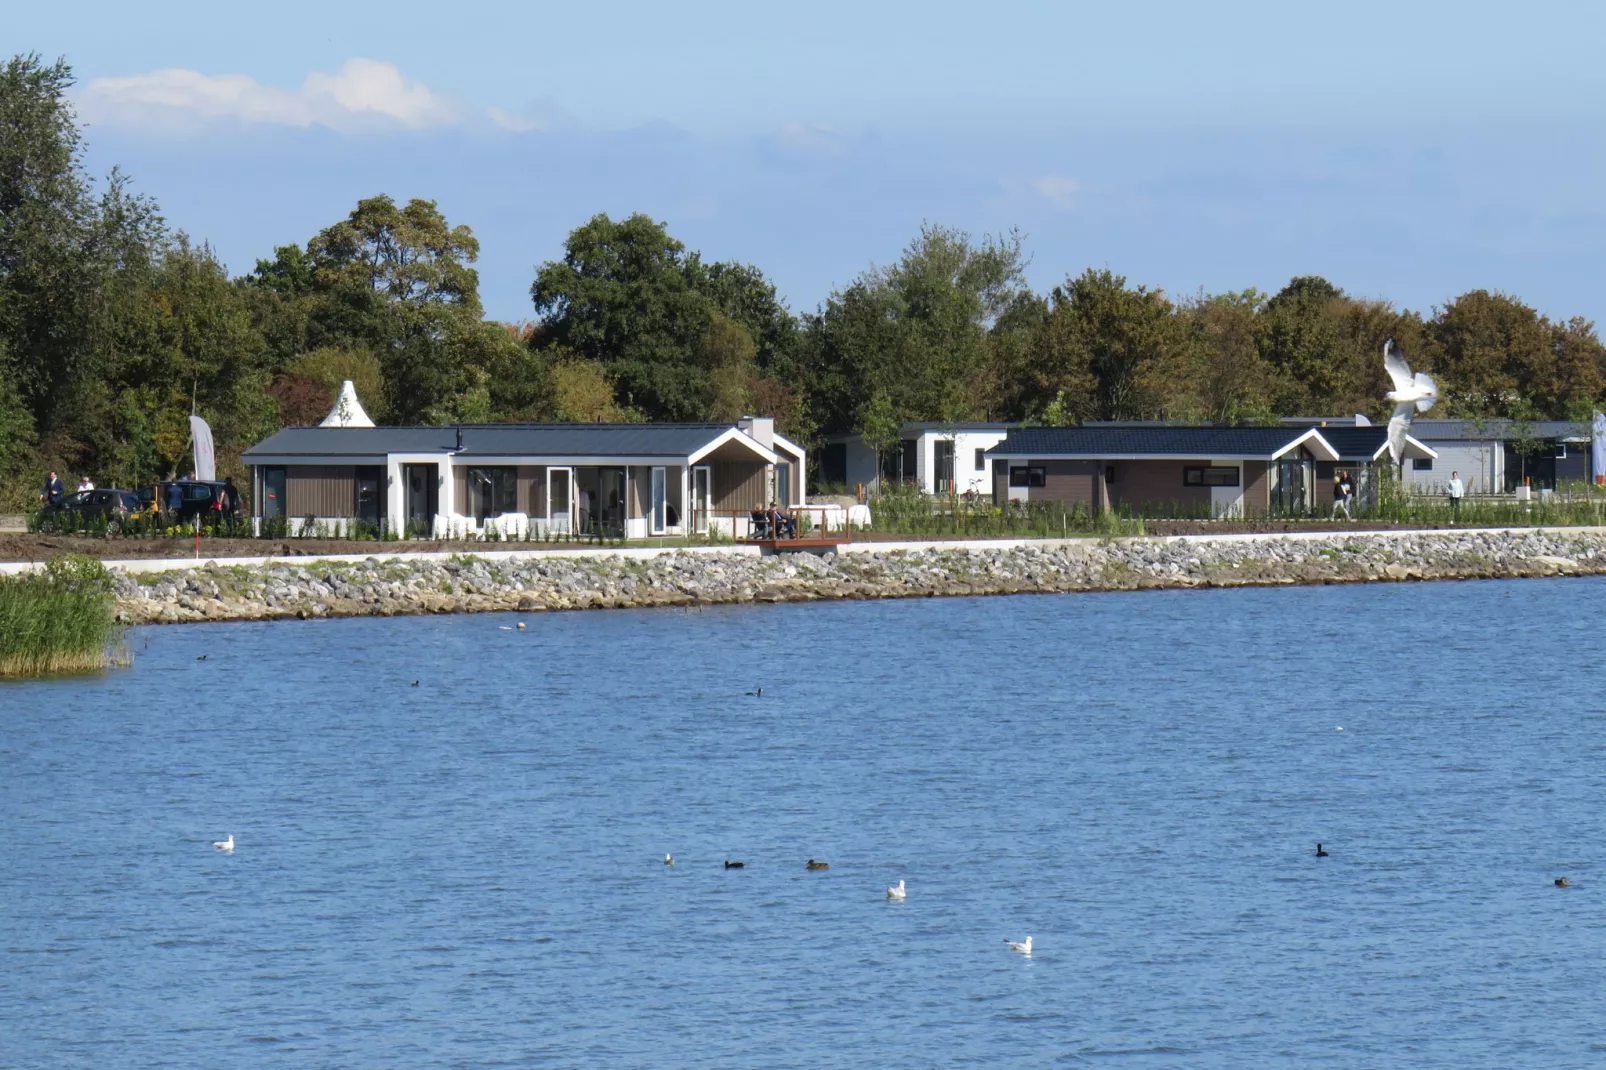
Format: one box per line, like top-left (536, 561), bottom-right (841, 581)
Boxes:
top-left (19, 1), bottom-right (1606, 324)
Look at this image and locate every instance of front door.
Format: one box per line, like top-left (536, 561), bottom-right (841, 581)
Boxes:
top-left (933, 440), bottom-right (954, 494)
top-left (404, 464), bottom-right (436, 535)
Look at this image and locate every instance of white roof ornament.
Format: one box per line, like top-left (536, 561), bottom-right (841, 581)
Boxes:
top-left (319, 380), bottom-right (375, 428)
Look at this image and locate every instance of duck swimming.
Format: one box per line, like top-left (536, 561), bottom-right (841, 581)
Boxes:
top-left (724, 860), bottom-right (744, 869)
top-left (805, 859), bottom-right (830, 870)
top-left (1555, 877), bottom-right (1571, 887)
top-left (1315, 844), bottom-right (1329, 857)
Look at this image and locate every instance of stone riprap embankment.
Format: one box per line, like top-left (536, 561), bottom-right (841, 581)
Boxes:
top-left (106, 528), bottom-right (1606, 624)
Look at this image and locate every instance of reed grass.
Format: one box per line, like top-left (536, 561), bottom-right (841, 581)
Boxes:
top-left (0, 555), bottom-right (125, 678)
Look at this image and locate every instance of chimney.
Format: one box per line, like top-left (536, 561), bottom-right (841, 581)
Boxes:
top-left (738, 415), bottom-right (773, 449)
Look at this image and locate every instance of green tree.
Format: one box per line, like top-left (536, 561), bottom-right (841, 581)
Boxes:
top-left (304, 195), bottom-right (489, 422)
top-left (530, 212), bottom-right (795, 422)
top-left (1047, 268), bottom-right (1182, 421)
top-left (800, 224), bottom-right (1027, 433)
top-left (1426, 290), bottom-right (1552, 417)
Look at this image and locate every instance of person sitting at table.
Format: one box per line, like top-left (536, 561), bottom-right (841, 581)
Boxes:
top-left (768, 500), bottom-right (797, 538)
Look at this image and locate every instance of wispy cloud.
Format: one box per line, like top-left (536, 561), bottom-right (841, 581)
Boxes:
top-left (1031, 174), bottom-right (1081, 209)
top-left (774, 122), bottom-right (848, 156)
top-left (81, 59), bottom-right (459, 132)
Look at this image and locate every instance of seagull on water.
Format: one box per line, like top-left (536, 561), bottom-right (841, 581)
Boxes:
top-left (887, 879), bottom-right (906, 901)
top-left (664, 854), bottom-right (674, 865)
top-left (213, 834), bottom-right (234, 852)
top-left (1006, 936), bottom-right (1032, 955)
top-left (1383, 338), bottom-right (1438, 464)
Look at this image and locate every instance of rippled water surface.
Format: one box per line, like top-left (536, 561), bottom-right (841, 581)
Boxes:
top-left (5, 578), bottom-right (1606, 1067)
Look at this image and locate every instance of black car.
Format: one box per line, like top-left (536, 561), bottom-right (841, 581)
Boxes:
top-left (148, 480), bottom-right (233, 521)
top-left (39, 488), bottom-right (141, 530)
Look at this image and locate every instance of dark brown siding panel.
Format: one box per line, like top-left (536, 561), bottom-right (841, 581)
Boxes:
top-left (1110, 460), bottom-right (1210, 513)
top-left (518, 466), bottom-right (546, 515)
top-left (1243, 460), bottom-right (1269, 516)
top-left (1037, 460), bottom-right (1099, 509)
top-left (712, 460), bottom-right (767, 513)
top-left (627, 466), bottom-right (649, 519)
top-left (286, 466), bottom-right (355, 516)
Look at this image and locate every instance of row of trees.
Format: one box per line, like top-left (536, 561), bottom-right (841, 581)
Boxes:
top-left (4, 53), bottom-right (1605, 508)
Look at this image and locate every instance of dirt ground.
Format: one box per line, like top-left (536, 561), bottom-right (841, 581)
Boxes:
top-left (0, 521), bottom-right (1468, 563)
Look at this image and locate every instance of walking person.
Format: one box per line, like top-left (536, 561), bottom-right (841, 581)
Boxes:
top-left (1332, 470), bottom-right (1354, 521)
top-left (40, 470), bottom-right (64, 506)
top-left (1446, 470), bottom-right (1465, 521)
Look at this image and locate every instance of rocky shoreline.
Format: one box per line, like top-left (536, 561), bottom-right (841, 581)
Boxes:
top-left (107, 529), bottom-right (1606, 624)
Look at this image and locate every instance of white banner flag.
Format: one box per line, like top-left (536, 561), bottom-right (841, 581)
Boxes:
top-left (189, 414), bottom-right (216, 482)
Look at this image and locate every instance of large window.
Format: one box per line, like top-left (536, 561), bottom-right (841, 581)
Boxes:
top-left (1412, 457), bottom-right (1433, 471)
top-left (1008, 465), bottom-right (1046, 488)
top-left (974, 447), bottom-right (987, 472)
top-left (261, 467), bottom-right (285, 518)
top-left (933, 440), bottom-right (954, 492)
top-left (467, 466), bottom-right (517, 520)
top-left (1183, 466), bottom-right (1240, 487)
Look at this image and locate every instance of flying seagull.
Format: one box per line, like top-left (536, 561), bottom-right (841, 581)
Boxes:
top-left (1384, 338), bottom-right (1437, 464)
top-left (1005, 935), bottom-right (1033, 955)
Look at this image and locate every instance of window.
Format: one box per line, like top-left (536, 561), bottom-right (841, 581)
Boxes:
top-left (1183, 466), bottom-right (1241, 487)
top-left (467, 466), bottom-right (517, 520)
top-left (974, 447), bottom-right (987, 472)
top-left (1008, 465), bottom-right (1046, 488)
top-left (1412, 457), bottom-right (1433, 471)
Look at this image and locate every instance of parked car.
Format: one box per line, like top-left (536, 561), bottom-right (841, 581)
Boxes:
top-left (147, 480), bottom-right (233, 521)
top-left (38, 488), bottom-right (142, 531)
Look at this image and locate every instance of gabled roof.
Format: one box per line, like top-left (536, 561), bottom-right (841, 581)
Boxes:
top-left (1310, 427), bottom-right (1438, 461)
top-left (987, 425), bottom-right (1325, 458)
top-left (986, 424), bottom-right (1436, 462)
top-left (242, 423), bottom-right (776, 463)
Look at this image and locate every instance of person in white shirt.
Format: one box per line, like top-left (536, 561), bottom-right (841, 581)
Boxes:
top-left (76, 476), bottom-right (94, 491)
top-left (1446, 471), bottom-right (1465, 520)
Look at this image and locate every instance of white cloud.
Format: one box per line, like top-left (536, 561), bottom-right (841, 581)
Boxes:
top-left (775, 122), bottom-right (848, 156)
top-left (1031, 174), bottom-right (1081, 209)
top-left (486, 105), bottom-right (540, 133)
top-left (81, 58), bottom-right (458, 132)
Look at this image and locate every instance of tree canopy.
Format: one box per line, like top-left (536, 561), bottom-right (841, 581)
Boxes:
top-left (3, 51), bottom-right (1606, 508)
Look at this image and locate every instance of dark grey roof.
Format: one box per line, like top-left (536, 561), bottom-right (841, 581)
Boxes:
top-left (1306, 427), bottom-right (1393, 459)
top-left (243, 423), bottom-right (749, 461)
top-left (1406, 418), bottom-right (1591, 442)
top-left (987, 425), bottom-right (1314, 457)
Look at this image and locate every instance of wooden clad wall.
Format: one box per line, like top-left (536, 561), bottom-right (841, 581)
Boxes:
top-left (518, 465), bottom-right (546, 516)
top-left (712, 460), bottom-right (768, 512)
top-left (628, 466), bottom-right (648, 518)
top-left (1110, 460), bottom-right (1210, 512)
top-left (1242, 460), bottom-right (1269, 515)
top-left (286, 466), bottom-right (355, 516)
top-left (1040, 461), bottom-right (1099, 509)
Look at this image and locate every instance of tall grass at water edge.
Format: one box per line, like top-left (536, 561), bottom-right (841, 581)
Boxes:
top-left (0, 556), bottom-right (126, 678)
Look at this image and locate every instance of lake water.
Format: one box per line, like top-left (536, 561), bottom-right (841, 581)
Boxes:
top-left (4, 578), bottom-right (1606, 1067)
